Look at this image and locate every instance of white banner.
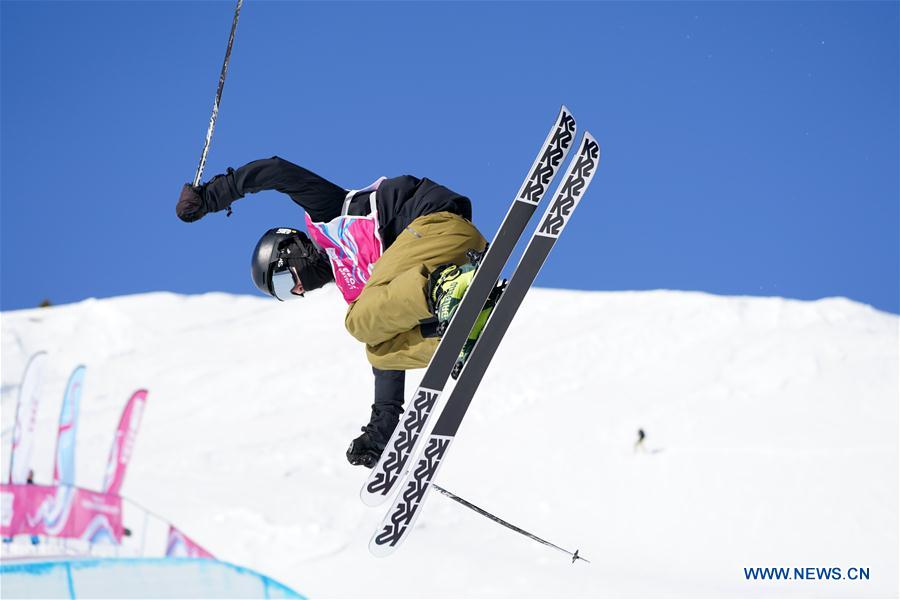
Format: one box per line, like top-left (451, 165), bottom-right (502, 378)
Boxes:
top-left (8, 352), bottom-right (48, 484)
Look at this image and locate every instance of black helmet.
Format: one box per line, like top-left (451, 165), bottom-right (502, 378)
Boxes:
top-left (251, 228), bottom-right (333, 301)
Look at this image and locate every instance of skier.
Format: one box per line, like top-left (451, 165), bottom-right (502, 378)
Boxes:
top-left (634, 428), bottom-right (646, 454)
top-left (176, 157), bottom-right (488, 468)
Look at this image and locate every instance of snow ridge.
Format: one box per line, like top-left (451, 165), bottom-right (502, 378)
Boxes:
top-left (1, 288), bottom-right (896, 598)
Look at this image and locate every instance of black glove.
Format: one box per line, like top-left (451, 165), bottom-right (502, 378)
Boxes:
top-left (176, 183), bottom-right (208, 223)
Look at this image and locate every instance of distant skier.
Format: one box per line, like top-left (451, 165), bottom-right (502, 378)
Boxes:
top-left (634, 428), bottom-right (646, 454)
top-left (177, 157), bottom-right (487, 468)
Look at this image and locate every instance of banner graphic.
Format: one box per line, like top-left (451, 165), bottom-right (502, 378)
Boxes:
top-left (0, 484), bottom-right (123, 544)
top-left (53, 366), bottom-right (86, 486)
top-left (101, 390), bottom-right (148, 495)
top-left (166, 526), bottom-right (214, 558)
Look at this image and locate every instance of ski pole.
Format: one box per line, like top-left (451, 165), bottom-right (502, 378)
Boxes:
top-left (193, 0), bottom-right (244, 187)
top-left (432, 483), bottom-right (589, 564)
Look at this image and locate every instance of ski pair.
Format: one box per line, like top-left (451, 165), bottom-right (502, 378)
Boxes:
top-left (369, 130), bottom-right (602, 556)
top-left (359, 107), bottom-right (578, 509)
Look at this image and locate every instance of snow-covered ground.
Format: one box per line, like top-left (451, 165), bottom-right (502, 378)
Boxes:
top-left (1, 287), bottom-right (897, 598)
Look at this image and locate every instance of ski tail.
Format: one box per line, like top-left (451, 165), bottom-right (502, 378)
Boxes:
top-left (359, 107), bottom-right (577, 507)
top-left (369, 132), bottom-right (601, 556)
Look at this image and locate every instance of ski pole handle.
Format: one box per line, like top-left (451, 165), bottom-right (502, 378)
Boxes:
top-left (193, 0), bottom-right (244, 187)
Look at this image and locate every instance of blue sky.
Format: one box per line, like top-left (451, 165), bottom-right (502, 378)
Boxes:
top-left (1, 1), bottom-right (898, 313)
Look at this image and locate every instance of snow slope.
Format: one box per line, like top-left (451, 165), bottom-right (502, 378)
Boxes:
top-left (1, 288), bottom-right (897, 598)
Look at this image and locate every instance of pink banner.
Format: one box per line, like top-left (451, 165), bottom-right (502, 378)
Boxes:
top-left (101, 390), bottom-right (148, 495)
top-left (166, 525), bottom-right (214, 558)
top-left (0, 484), bottom-right (123, 544)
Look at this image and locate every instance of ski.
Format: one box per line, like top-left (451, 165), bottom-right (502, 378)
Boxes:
top-left (360, 107), bottom-right (577, 507)
top-left (369, 132), bottom-right (601, 556)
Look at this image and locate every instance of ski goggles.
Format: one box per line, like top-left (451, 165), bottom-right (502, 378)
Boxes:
top-left (270, 265), bottom-right (305, 301)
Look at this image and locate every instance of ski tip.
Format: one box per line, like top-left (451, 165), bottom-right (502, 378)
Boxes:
top-left (368, 533), bottom-right (397, 558)
top-left (559, 105), bottom-right (576, 130)
top-left (359, 483), bottom-right (391, 507)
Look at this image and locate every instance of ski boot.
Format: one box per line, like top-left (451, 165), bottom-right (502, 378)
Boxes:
top-left (428, 248), bottom-right (489, 334)
top-left (428, 263), bottom-right (477, 331)
top-left (451, 279), bottom-right (506, 379)
top-left (346, 429), bottom-right (385, 468)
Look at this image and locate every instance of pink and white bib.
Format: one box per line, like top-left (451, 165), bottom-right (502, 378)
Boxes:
top-left (304, 178), bottom-right (386, 303)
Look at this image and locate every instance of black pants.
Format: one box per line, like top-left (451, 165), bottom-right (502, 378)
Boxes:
top-left (370, 367), bottom-right (405, 438)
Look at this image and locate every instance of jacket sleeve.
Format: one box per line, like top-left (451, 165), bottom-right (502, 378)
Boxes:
top-left (202, 156), bottom-right (348, 222)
